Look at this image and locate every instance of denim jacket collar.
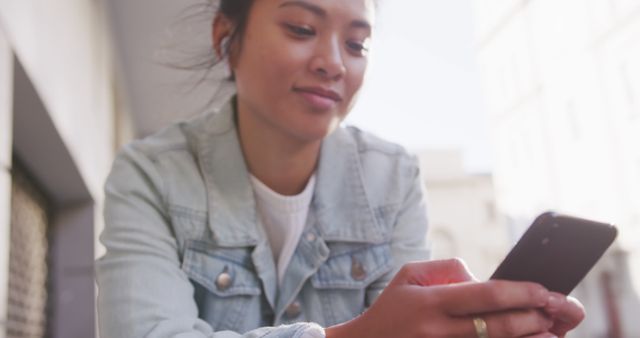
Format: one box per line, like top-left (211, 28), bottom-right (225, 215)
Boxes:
top-left (184, 101), bottom-right (385, 248)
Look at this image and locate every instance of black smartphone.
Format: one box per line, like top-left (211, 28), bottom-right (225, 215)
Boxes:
top-left (490, 211), bottom-right (618, 295)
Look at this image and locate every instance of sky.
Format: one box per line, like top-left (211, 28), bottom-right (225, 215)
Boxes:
top-left (345, 0), bottom-right (493, 173)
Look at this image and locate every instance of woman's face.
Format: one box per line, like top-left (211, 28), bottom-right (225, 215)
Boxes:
top-left (229, 0), bottom-right (375, 143)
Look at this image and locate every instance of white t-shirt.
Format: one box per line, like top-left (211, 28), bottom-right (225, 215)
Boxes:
top-left (250, 174), bottom-right (316, 284)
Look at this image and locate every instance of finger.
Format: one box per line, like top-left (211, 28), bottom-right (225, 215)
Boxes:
top-left (450, 310), bottom-right (552, 338)
top-left (486, 309), bottom-right (553, 338)
top-left (544, 294), bottom-right (585, 335)
top-left (438, 280), bottom-right (549, 316)
top-left (397, 258), bottom-right (476, 286)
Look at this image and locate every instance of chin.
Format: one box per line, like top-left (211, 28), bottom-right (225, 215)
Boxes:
top-left (290, 121), bottom-right (339, 143)
top-left (292, 128), bottom-right (332, 143)
top-left (285, 111), bottom-right (340, 141)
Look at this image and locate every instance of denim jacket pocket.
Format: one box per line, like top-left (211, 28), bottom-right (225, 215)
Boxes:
top-left (181, 240), bottom-right (262, 331)
top-left (310, 243), bottom-right (393, 325)
top-left (311, 243), bottom-right (393, 289)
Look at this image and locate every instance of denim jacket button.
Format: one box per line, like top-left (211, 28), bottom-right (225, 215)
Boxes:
top-left (351, 257), bottom-right (367, 281)
top-left (215, 271), bottom-right (233, 290)
top-left (305, 233), bottom-right (316, 242)
top-left (285, 301), bottom-right (301, 318)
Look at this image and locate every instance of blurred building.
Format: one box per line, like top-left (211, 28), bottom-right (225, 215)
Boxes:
top-left (419, 149), bottom-right (510, 280)
top-left (0, 1), bottom-right (127, 337)
top-left (472, 0), bottom-right (640, 336)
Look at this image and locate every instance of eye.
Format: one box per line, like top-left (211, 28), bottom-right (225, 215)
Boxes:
top-left (347, 40), bottom-right (369, 55)
top-left (285, 23), bottom-right (315, 37)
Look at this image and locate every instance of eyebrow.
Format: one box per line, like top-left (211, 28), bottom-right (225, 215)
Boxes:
top-left (278, 0), bottom-right (372, 32)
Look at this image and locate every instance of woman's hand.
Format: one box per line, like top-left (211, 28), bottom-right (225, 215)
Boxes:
top-left (326, 259), bottom-right (585, 338)
top-left (543, 292), bottom-right (586, 338)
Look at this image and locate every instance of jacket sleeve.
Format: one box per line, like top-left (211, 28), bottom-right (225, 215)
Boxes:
top-left (95, 144), bottom-right (325, 338)
top-left (365, 154), bottom-right (431, 306)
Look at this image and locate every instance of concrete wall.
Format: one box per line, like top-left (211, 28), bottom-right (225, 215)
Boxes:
top-left (0, 0), bottom-right (120, 336)
top-left (11, 55), bottom-right (98, 337)
top-left (0, 0), bottom-right (116, 201)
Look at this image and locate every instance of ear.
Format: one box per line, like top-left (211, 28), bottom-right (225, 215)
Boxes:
top-left (212, 13), bottom-right (233, 59)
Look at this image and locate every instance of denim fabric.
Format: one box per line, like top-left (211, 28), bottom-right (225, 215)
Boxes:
top-left (96, 100), bottom-right (431, 338)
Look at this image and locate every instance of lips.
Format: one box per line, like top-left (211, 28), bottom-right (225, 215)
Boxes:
top-left (293, 86), bottom-right (342, 110)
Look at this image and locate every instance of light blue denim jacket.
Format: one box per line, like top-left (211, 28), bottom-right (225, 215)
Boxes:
top-left (96, 100), bottom-right (430, 338)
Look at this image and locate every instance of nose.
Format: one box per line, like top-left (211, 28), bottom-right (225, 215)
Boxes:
top-left (309, 37), bottom-right (346, 81)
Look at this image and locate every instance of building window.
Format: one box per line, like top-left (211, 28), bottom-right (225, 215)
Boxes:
top-left (7, 160), bottom-right (51, 338)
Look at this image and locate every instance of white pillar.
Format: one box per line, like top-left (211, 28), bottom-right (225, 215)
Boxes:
top-left (0, 24), bottom-right (14, 338)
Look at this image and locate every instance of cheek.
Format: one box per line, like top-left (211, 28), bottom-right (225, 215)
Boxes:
top-left (272, 46), bottom-right (315, 84)
top-left (345, 60), bottom-right (367, 98)
top-left (241, 41), bottom-right (312, 97)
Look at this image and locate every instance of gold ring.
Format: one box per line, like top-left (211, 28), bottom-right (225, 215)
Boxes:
top-left (473, 317), bottom-right (489, 338)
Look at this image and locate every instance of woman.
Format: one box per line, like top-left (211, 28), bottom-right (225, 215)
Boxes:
top-left (96, 0), bottom-right (585, 337)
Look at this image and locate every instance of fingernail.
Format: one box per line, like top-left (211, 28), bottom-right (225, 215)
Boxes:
top-left (537, 288), bottom-right (548, 305)
top-left (547, 294), bottom-right (562, 310)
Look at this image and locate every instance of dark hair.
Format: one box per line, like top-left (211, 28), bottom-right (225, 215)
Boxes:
top-left (157, 0), bottom-right (257, 111)
top-left (217, 0), bottom-right (256, 67)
